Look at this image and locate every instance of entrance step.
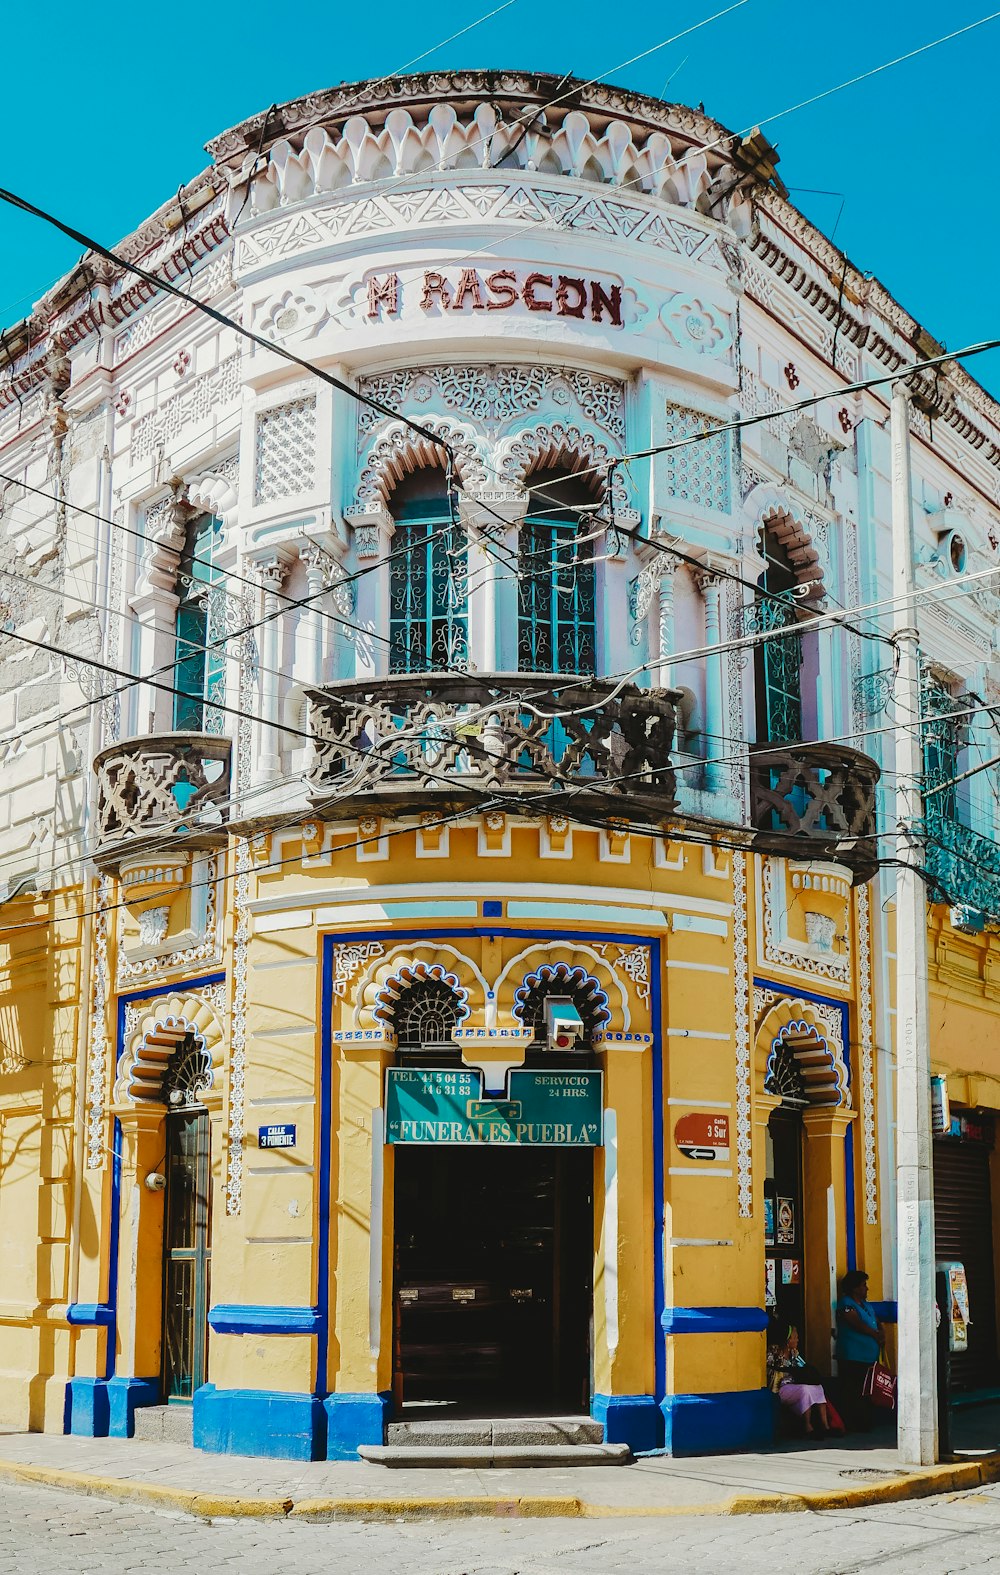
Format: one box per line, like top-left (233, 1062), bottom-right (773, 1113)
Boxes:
top-left (387, 1416), bottom-right (604, 1448)
top-left (360, 1443), bottom-right (631, 1468)
top-left (132, 1405), bottom-right (194, 1446)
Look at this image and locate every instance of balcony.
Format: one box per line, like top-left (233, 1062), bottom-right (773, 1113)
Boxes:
top-left (305, 674), bottom-right (682, 818)
top-left (748, 741), bottom-right (881, 879)
top-left (921, 814), bottom-right (1000, 925)
top-left (93, 733), bottom-right (232, 864)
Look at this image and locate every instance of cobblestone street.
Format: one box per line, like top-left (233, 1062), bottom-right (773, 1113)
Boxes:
top-left (5, 1479), bottom-right (1000, 1574)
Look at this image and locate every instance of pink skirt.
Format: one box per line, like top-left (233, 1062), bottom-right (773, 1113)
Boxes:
top-left (778, 1382), bottom-right (826, 1416)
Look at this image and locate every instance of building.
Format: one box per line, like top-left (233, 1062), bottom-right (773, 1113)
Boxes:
top-left (0, 69), bottom-right (998, 1461)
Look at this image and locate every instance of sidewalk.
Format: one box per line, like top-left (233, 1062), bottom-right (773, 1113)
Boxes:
top-left (0, 1424), bottom-right (998, 1521)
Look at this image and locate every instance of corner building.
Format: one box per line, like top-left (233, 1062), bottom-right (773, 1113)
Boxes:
top-left (2, 70), bottom-right (1000, 1460)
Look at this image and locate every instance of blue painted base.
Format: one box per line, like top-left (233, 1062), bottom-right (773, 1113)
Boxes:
top-left (661, 1388), bottom-right (774, 1456)
top-left (66, 1378), bottom-right (110, 1437)
top-left (108, 1376), bottom-right (160, 1438)
top-left (592, 1394), bottom-right (663, 1453)
top-left (193, 1385), bottom-right (327, 1461)
top-left (323, 1392), bottom-right (391, 1460)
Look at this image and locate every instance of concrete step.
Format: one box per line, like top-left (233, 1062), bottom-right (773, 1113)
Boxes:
top-left (360, 1443), bottom-right (632, 1468)
top-left (386, 1416), bottom-right (604, 1448)
top-left (132, 1404), bottom-right (194, 1445)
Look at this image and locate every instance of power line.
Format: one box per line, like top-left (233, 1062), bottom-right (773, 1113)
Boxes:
top-left (0, 192), bottom-right (461, 467)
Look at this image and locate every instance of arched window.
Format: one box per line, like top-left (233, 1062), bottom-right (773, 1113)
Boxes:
top-left (517, 469), bottom-right (597, 675)
top-left (173, 514), bottom-right (224, 732)
top-left (754, 526), bottom-right (802, 744)
top-left (388, 977), bottom-right (465, 1066)
top-left (388, 469), bottom-right (467, 673)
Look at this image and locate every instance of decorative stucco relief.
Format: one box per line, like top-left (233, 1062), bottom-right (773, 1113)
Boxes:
top-left (247, 102), bottom-right (726, 213)
top-left (254, 395), bottom-right (317, 504)
top-left (761, 858), bottom-right (852, 986)
top-left (132, 354), bottom-right (241, 464)
top-left (357, 365), bottom-right (625, 444)
top-left (115, 852), bottom-right (223, 988)
top-left (857, 884), bottom-right (878, 1226)
top-left (235, 183), bottom-right (732, 275)
top-left (660, 403), bottom-right (732, 514)
top-left (85, 876), bottom-right (112, 1169)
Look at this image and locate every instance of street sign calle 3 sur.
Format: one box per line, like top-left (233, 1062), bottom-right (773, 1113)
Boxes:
top-left (385, 1066), bottom-right (603, 1146)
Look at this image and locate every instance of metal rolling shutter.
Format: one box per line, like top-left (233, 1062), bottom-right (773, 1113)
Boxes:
top-left (933, 1137), bottom-right (998, 1390)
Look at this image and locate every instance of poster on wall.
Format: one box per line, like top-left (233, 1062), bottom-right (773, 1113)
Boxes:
top-left (765, 1258), bottom-right (777, 1309)
top-left (781, 1259), bottom-right (801, 1286)
top-left (776, 1197), bottom-right (795, 1245)
top-left (764, 1196), bottom-right (775, 1247)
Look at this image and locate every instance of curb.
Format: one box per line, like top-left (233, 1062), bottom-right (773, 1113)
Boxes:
top-left (0, 1453), bottom-right (996, 1522)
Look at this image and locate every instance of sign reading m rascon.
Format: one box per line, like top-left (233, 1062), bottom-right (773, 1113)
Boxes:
top-left (386, 1066), bottom-right (604, 1145)
top-left (368, 269), bottom-right (623, 325)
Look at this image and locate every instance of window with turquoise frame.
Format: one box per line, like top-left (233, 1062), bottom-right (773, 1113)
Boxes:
top-left (922, 671), bottom-right (963, 826)
top-left (388, 471), bottom-right (467, 673)
top-left (753, 530), bottom-right (803, 745)
top-left (173, 513), bottom-right (225, 732)
top-left (517, 470), bottom-right (597, 675)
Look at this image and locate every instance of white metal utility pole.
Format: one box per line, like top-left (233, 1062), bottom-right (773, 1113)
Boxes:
top-left (891, 379), bottom-right (938, 1465)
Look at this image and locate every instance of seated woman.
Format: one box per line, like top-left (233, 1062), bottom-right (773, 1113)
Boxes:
top-left (767, 1323), bottom-right (833, 1438)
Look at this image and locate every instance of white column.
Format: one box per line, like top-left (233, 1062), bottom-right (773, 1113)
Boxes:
top-left (891, 380), bottom-right (937, 1467)
top-left (253, 556), bottom-right (288, 783)
top-left (695, 564), bottom-right (725, 795)
top-left (655, 562), bottom-right (681, 690)
top-left (299, 545), bottom-right (330, 689)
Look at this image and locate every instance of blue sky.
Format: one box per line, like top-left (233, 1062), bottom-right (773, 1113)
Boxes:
top-left (2, 0), bottom-right (998, 393)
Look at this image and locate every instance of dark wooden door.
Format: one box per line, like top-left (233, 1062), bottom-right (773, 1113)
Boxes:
top-left (162, 1107), bottom-right (212, 1401)
top-left (393, 1145), bottom-right (593, 1414)
top-left (764, 1106), bottom-right (806, 1344)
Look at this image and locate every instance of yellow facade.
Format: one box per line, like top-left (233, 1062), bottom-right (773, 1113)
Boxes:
top-left (0, 810), bottom-right (906, 1458)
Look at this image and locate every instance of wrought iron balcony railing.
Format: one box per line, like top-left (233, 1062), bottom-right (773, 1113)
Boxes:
top-left (93, 733), bottom-right (232, 861)
top-left (921, 813), bottom-right (1000, 925)
top-left (305, 673), bottom-right (682, 817)
top-left (748, 741), bottom-right (881, 878)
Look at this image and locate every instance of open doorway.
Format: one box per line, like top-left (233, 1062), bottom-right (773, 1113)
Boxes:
top-left (392, 1144), bottom-right (593, 1417)
top-left (764, 1105), bottom-right (806, 1341)
top-left (160, 1035), bottom-right (213, 1402)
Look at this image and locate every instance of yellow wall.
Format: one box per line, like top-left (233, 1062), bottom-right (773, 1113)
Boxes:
top-left (0, 822), bottom-right (901, 1438)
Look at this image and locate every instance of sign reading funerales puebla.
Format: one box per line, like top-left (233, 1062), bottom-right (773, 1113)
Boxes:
top-left (385, 1066), bottom-right (604, 1146)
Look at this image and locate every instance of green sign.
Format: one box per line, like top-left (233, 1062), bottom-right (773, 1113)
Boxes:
top-left (385, 1066), bottom-right (603, 1146)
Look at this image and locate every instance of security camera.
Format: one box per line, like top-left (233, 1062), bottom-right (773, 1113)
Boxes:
top-left (543, 997), bottom-right (585, 1052)
top-left (144, 1172), bottom-right (167, 1193)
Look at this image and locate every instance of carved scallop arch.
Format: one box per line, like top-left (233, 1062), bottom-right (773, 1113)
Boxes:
top-left (354, 942), bottom-right (488, 1031)
top-left (353, 416), bottom-right (491, 512)
top-left (754, 994), bottom-right (850, 1109)
top-left (114, 991), bottom-right (226, 1106)
top-left (186, 467), bottom-right (239, 533)
top-left (493, 944), bottom-right (630, 1031)
top-left (742, 482), bottom-right (827, 605)
top-left (494, 422), bottom-right (630, 512)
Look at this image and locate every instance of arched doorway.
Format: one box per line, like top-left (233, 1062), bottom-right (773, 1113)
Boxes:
top-left (764, 1045), bottom-right (807, 1338)
top-left (756, 997), bottom-right (853, 1364)
top-left (390, 969), bottom-right (596, 1418)
top-left (161, 1033), bottom-right (214, 1402)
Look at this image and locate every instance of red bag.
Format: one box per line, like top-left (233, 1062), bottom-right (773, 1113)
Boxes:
top-left (862, 1355), bottom-right (896, 1410)
top-left (825, 1399), bottom-right (846, 1435)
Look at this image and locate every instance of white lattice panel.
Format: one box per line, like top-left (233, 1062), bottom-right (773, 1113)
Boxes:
top-left (254, 396), bottom-right (317, 505)
top-left (662, 404), bottom-right (732, 513)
